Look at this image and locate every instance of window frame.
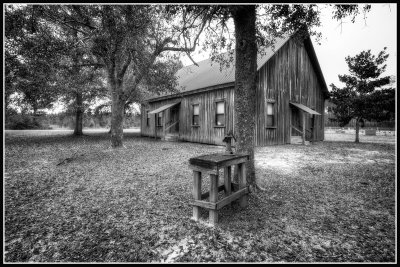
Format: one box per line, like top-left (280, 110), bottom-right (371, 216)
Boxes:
top-left (214, 99), bottom-right (226, 128)
top-left (191, 103), bottom-right (200, 127)
top-left (146, 110), bottom-right (150, 127)
top-left (266, 99), bottom-right (276, 129)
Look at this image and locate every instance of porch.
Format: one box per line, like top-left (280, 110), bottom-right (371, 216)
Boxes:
top-left (289, 102), bottom-right (321, 145)
top-left (148, 101), bottom-right (181, 141)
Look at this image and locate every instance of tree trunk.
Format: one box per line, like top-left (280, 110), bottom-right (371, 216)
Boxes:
top-left (355, 118), bottom-right (360, 143)
top-left (72, 28), bottom-right (83, 136)
top-left (32, 104), bottom-right (38, 116)
top-left (110, 81), bottom-right (125, 148)
top-left (232, 6), bottom-right (257, 186)
top-left (73, 91), bottom-right (83, 136)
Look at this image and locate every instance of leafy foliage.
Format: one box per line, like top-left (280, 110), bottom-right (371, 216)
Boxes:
top-left (5, 5), bottom-right (62, 114)
top-left (329, 48), bottom-right (395, 133)
top-left (5, 113), bottom-right (50, 130)
top-left (5, 5), bottom-right (103, 119)
top-left (331, 4), bottom-right (371, 23)
top-left (25, 5), bottom-right (200, 146)
top-left (5, 5), bottom-right (186, 139)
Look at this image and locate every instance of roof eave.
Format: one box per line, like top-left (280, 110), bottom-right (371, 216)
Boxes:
top-left (304, 36), bottom-right (330, 99)
top-left (145, 82), bottom-right (235, 103)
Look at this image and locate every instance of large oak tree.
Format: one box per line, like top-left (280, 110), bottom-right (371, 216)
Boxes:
top-left (5, 5), bottom-right (107, 134)
top-left (24, 5), bottom-right (209, 146)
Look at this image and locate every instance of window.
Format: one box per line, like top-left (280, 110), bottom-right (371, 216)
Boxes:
top-left (157, 112), bottom-right (163, 126)
top-left (266, 100), bottom-right (275, 127)
top-left (146, 110), bottom-right (150, 127)
top-left (215, 100), bottom-right (225, 126)
top-left (192, 104), bottom-right (199, 126)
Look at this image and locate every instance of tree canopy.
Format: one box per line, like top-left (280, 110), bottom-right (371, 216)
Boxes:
top-left (5, 5), bottom-right (184, 136)
top-left (329, 47), bottom-right (395, 142)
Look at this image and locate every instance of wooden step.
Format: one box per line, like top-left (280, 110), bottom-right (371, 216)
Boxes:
top-left (291, 136), bottom-right (309, 145)
top-left (164, 134), bottom-right (179, 142)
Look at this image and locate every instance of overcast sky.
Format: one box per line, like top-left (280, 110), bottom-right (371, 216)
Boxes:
top-left (181, 4), bottom-right (397, 90)
top-left (313, 3), bottom-right (396, 88)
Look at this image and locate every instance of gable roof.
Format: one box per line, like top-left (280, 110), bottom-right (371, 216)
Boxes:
top-left (176, 35), bottom-right (291, 93)
top-left (147, 35), bottom-right (328, 102)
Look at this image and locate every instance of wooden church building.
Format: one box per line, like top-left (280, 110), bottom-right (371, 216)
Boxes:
top-left (140, 35), bottom-right (329, 146)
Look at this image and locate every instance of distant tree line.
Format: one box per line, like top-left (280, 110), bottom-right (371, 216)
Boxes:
top-left (5, 109), bottom-right (140, 130)
top-left (324, 114), bottom-right (395, 130)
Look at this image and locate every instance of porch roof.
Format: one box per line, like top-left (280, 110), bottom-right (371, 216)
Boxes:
top-left (289, 102), bottom-right (321, 115)
top-left (148, 101), bottom-right (181, 114)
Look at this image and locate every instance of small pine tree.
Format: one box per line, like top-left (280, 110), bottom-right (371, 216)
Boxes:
top-left (329, 47), bottom-right (395, 143)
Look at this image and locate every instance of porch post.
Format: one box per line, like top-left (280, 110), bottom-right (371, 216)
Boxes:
top-left (289, 107), bottom-right (292, 144)
top-left (162, 111), bottom-right (166, 140)
top-left (302, 111), bottom-right (305, 145)
top-left (154, 113), bottom-right (157, 139)
top-left (311, 114), bottom-right (315, 144)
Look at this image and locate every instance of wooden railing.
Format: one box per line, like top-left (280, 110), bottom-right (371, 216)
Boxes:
top-left (291, 125), bottom-right (303, 135)
top-left (291, 125), bottom-right (313, 143)
top-left (291, 125), bottom-right (312, 134)
top-left (165, 120), bottom-right (179, 132)
top-left (163, 120), bottom-right (179, 140)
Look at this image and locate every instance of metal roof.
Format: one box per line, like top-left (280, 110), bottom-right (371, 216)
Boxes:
top-left (146, 34), bottom-right (329, 102)
top-left (175, 35), bottom-right (291, 93)
top-left (289, 102), bottom-right (321, 115)
top-left (148, 101), bottom-right (180, 114)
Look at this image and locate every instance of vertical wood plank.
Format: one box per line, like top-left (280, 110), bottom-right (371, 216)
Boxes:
top-left (238, 163), bottom-right (248, 207)
top-left (192, 171), bottom-right (202, 221)
top-left (209, 174), bottom-right (219, 225)
top-left (224, 166), bottom-right (232, 197)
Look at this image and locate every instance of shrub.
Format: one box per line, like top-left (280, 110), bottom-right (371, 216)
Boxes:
top-left (5, 114), bottom-right (50, 130)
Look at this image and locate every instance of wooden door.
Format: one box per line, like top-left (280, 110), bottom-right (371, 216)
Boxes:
top-left (170, 105), bottom-right (180, 133)
top-left (290, 107), bottom-right (301, 136)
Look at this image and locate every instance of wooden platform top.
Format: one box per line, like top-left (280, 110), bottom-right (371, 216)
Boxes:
top-left (189, 153), bottom-right (249, 169)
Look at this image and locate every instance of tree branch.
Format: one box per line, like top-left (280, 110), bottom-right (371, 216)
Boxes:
top-left (161, 13), bottom-right (208, 55)
top-left (118, 50), bottom-right (132, 82)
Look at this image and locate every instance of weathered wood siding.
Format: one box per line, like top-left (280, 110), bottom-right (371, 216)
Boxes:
top-left (255, 38), bottom-right (326, 146)
top-left (141, 38), bottom-right (326, 146)
top-left (140, 99), bottom-right (179, 139)
top-left (141, 86), bottom-right (235, 145)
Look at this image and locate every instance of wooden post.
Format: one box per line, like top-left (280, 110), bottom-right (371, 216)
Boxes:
top-left (162, 111), bottom-right (166, 140)
top-left (311, 114), bottom-right (315, 144)
top-left (192, 171), bottom-right (202, 221)
top-left (289, 108), bottom-right (292, 144)
top-left (238, 163), bottom-right (248, 207)
top-left (302, 111), bottom-right (305, 145)
top-left (154, 114), bottom-right (157, 139)
top-left (209, 174), bottom-right (219, 225)
top-left (224, 166), bottom-right (231, 196)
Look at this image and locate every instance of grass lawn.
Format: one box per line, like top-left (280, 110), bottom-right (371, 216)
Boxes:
top-left (4, 129), bottom-right (396, 262)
